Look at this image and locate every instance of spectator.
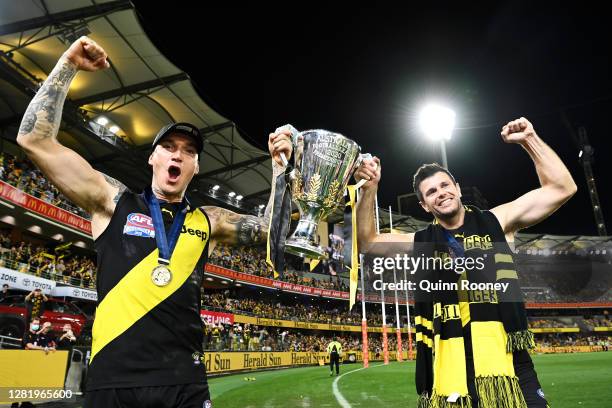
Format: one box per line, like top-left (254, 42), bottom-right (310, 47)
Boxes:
top-left (57, 323), bottom-right (77, 350)
top-left (55, 259), bottom-right (66, 281)
top-left (0, 283), bottom-right (17, 302)
top-left (25, 288), bottom-right (48, 321)
top-left (0, 151), bottom-right (89, 218)
top-left (24, 319), bottom-right (55, 352)
top-left (15, 319), bottom-right (55, 408)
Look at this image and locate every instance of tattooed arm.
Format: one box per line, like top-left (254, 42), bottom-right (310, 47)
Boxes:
top-left (205, 129), bottom-right (293, 246)
top-left (205, 207), bottom-right (268, 246)
top-left (16, 37), bottom-right (122, 237)
top-left (203, 164), bottom-right (279, 247)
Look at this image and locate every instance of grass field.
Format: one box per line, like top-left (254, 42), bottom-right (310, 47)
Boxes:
top-left (209, 352), bottom-right (612, 407)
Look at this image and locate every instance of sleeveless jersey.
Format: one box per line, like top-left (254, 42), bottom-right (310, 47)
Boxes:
top-left (87, 191), bottom-right (210, 390)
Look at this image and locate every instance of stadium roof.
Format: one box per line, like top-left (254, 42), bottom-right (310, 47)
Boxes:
top-left (0, 0), bottom-right (273, 212)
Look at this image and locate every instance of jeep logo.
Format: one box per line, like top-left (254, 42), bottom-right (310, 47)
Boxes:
top-left (181, 225), bottom-right (208, 241)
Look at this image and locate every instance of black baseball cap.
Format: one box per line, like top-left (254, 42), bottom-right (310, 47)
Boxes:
top-left (152, 122), bottom-right (203, 154)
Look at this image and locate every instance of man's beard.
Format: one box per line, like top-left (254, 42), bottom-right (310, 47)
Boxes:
top-left (433, 199), bottom-right (462, 221)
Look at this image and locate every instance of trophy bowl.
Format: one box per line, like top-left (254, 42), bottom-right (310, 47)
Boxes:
top-left (285, 129), bottom-right (362, 259)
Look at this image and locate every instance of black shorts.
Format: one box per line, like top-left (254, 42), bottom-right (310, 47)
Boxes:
top-left (84, 383), bottom-right (211, 408)
top-left (513, 350), bottom-right (549, 408)
top-left (466, 350), bottom-right (548, 408)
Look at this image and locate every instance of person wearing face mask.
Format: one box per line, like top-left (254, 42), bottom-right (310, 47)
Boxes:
top-left (13, 319), bottom-right (54, 408)
top-left (24, 319), bottom-right (56, 353)
top-left (16, 35), bottom-right (292, 408)
top-left (23, 318), bottom-right (41, 348)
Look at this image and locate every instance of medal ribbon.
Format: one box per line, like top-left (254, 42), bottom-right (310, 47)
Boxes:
top-left (144, 187), bottom-right (188, 264)
top-left (443, 229), bottom-right (465, 259)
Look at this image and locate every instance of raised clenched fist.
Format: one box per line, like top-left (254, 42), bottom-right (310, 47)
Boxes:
top-left (63, 36), bottom-right (110, 72)
top-left (501, 117), bottom-right (537, 144)
top-left (268, 130), bottom-right (293, 166)
top-left (354, 156), bottom-right (381, 190)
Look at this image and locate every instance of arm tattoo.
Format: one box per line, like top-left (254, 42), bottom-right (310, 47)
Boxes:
top-left (18, 58), bottom-right (77, 139)
top-left (102, 173), bottom-right (127, 204)
top-left (235, 215), bottom-right (266, 245)
top-left (205, 207), bottom-right (268, 246)
top-left (204, 162), bottom-right (285, 246)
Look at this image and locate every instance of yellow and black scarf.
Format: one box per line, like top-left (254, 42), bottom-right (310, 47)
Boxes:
top-left (414, 206), bottom-right (534, 408)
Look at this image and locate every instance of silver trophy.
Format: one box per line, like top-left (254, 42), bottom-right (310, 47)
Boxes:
top-left (277, 126), bottom-right (369, 259)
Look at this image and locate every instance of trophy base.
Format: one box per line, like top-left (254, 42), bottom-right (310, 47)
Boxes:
top-left (285, 240), bottom-right (327, 260)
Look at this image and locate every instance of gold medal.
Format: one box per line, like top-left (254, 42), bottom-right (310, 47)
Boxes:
top-left (151, 264), bottom-right (172, 286)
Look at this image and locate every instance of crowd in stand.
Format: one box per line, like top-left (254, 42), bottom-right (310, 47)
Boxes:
top-left (0, 234), bottom-right (97, 288)
top-left (529, 318), bottom-right (577, 328)
top-left (201, 322), bottom-right (402, 353)
top-left (202, 292), bottom-right (610, 333)
top-left (201, 318), bottom-right (612, 353)
top-left (202, 324), bottom-right (361, 352)
top-left (536, 333), bottom-right (611, 349)
top-left (209, 244), bottom-right (349, 292)
top-left (203, 292), bottom-right (359, 324)
top-left (0, 152), bottom-right (88, 218)
top-left (584, 315), bottom-right (612, 328)
top-left (201, 291), bottom-right (395, 327)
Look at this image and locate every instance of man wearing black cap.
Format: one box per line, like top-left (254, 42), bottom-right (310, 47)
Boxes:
top-left (16, 36), bottom-right (292, 408)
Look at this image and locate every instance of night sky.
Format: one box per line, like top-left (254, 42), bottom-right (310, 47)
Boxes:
top-left (131, 3), bottom-right (611, 236)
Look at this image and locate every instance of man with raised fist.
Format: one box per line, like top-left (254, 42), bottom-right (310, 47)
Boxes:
top-left (355, 117), bottom-right (575, 407)
top-left (17, 36), bottom-right (293, 408)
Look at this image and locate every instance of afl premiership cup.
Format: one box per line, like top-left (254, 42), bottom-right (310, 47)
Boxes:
top-left (283, 129), bottom-right (367, 259)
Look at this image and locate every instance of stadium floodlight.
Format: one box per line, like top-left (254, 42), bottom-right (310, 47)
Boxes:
top-left (96, 116), bottom-right (109, 126)
top-left (236, 195), bottom-right (243, 201)
top-left (419, 104), bottom-right (455, 169)
top-left (228, 192), bottom-right (236, 198)
top-left (212, 185), bottom-right (220, 191)
top-left (109, 125), bottom-right (120, 134)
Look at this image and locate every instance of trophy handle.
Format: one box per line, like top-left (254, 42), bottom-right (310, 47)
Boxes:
top-left (354, 153), bottom-right (377, 189)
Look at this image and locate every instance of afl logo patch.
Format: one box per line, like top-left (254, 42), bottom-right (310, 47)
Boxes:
top-left (123, 213), bottom-right (155, 238)
top-left (204, 400), bottom-right (212, 408)
top-left (536, 388), bottom-right (545, 399)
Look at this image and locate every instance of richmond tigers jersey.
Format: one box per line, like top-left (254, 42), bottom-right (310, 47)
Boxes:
top-left (87, 191), bottom-right (210, 390)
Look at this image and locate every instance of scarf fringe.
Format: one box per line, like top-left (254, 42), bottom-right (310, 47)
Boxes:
top-left (429, 390), bottom-right (472, 408)
top-left (475, 376), bottom-right (528, 408)
top-left (506, 330), bottom-right (535, 353)
top-left (417, 392), bottom-right (431, 408)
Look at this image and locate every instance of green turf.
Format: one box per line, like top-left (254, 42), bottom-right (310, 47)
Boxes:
top-left (208, 352), bottom-right (612, 407)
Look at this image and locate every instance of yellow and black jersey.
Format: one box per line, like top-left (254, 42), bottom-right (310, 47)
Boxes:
top-left (87, 191), bottom-right (210, 390)
top-left (28, 295), bottom-right (44, 317)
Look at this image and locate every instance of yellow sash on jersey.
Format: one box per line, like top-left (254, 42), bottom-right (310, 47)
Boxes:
top-left (90, 209), bottom-right (209, 362)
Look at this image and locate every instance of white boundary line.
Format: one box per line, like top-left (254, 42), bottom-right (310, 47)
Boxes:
top-left (332, 363), bottom-right (385, 408)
